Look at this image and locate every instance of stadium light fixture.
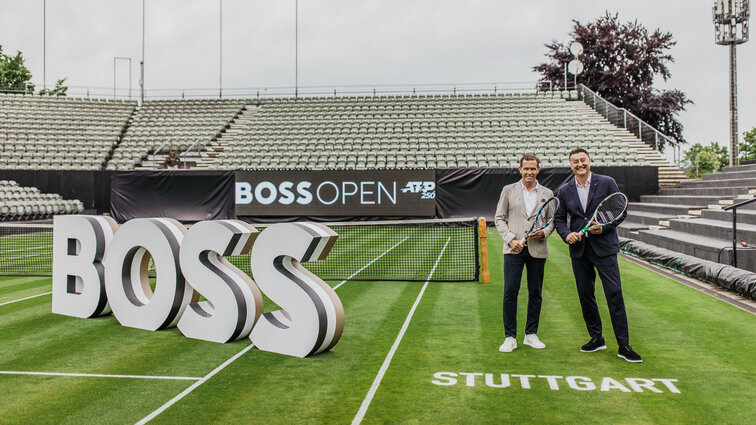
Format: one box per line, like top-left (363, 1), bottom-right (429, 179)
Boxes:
top-left (713, 0), bottom-right (750, 166)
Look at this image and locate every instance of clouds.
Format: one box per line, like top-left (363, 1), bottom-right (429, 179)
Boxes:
top-left (0, 0), bottom-right (753, 147)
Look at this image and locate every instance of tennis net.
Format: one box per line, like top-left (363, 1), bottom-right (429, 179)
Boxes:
top-left (0, 217), bottom-right (480, 282)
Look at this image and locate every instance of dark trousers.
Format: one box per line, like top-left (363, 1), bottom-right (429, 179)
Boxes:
top-left (503, 247), bottom-right (545, 338)
top-left (570, 242), bottom-right (630, 345)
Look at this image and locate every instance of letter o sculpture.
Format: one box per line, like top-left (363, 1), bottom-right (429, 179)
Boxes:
top-left (104, 218), bottom-right (193, 331)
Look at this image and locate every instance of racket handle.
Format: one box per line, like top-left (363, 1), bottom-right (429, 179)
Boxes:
top-left (518, 237), bottom-right (527, 245)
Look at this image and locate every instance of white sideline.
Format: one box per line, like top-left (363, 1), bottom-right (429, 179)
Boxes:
top-left (135, 343), bottom-right (255, 425)
top-left (0, 291), bottom-right (51, 307)
top-left (0, 371), bottom-right (201, 381)
top-left (332, 237), bottom-right (410, 290)
top-left (133, 235), bottom-right (418, 423)
top-left (350, 237), bottom-right (451, 425)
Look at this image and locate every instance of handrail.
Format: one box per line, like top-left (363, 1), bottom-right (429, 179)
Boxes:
top-left (576, 84), bottom-right (681, 165)
top-left (723, 197), bottom-right (756, 268)
top-left (180, 139), bottom-right (204, 161)
top-left (153, 137), bottom-right (177, 155)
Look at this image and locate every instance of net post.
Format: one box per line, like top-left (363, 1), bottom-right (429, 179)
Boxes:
top-left (477, 217), bottom-right (490, 284)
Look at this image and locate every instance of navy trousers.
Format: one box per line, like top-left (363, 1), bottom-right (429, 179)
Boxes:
top-left (570, 242), bottom-right (630, 346)
top-left (503, 247), bottom-right (545, 338)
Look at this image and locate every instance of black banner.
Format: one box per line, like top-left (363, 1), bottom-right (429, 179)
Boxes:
top-left (110, 170), bottom-right (235, 222)
top-left (436, 166), bottom-right (657, 222)
top-left (234, 170), bottom-right (436, 216)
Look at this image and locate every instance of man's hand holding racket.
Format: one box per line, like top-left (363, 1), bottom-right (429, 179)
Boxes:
top-left (513, 197), bottom-right (559, 251)
top-left (567, 192), bottom-right (627, 244)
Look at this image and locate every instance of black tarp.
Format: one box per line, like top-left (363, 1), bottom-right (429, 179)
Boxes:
top-left (110, 170), bottom-right (234, 222)
top-left (0, 170), bottom-right (111, 213)
top-left (1, 165), bottom-right (658, 222)
top-left (436, 166), bottom-right (657, 222)
top-left (620, 237), bottom-right (756, 300)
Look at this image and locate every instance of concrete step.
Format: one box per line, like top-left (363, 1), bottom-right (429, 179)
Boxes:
top-left (669, 217), bottom-right (756, 242)
top-left (679, 177), bottom-right (756, 188)
top-left (627, 202), bottom-right (702, 216)
top-left (658, 186), bottom-right (755, 197)
top-left (722, 163), bottom-right (756, 172)
top-left (702, 169), bottom-right (756, 181)
top-left (639, 195), bottom-right (730, 207)
top-left (633, 228), bottom-right (756, 272)
top-left (625, 210), bottom-right (673, 226)
top-left (617, 221), bottom-right (653, 237)
top-left (701, 208), bottom-right (756, 226)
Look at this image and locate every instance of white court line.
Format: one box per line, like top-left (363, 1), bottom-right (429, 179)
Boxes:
top-left (332, 237), bottom-right (410, 291)
top-left (350, 237), bottom-right (450, 425)
top-left (0, 291), bottom-right (51, 307)
top-left (135, 343), bottom-right (255, 425)
top-left (136, 235), bottom-right (413, 423)
top-left (0, 371), bottom-right (201, 381)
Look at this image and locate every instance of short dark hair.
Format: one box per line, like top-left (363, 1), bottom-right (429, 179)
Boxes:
top-left (519, 153), bottom-right (540, 167)
top-left (569, 148), bottom-right (590, 160)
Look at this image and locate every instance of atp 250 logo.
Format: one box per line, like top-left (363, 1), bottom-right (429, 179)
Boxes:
top-left (52, 215), bottom-right (344, 358)
top-left (401, 181), bottom-right (436, 199)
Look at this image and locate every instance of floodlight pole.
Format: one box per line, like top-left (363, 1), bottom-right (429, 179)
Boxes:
top-left (713, 0), bottom-right (750, 167)
top-left (43, 0), bottom-right (46, 93)
top-left (140, 0), bottom-right (145, 105)
top-left (729, 43), bottom-right (738, 165)
top-left (219, 0), bottom-right (223, 98)
top-left (295, 0), bottom-right (298, 98)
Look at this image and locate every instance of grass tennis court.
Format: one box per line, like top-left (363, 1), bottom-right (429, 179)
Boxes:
top-left (0, 227), bottom-right (754, 424)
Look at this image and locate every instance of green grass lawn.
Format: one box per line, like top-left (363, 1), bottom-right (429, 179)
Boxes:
top-left (0, 228), bottom-right (754, 424)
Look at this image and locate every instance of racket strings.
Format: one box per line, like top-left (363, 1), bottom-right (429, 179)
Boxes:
top-left (595, 196), bottom-right (626, 225)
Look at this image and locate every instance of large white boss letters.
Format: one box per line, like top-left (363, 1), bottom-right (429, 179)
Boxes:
top-left (52, 216), bottom-right (343, 358)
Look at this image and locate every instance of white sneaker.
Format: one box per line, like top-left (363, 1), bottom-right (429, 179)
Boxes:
top-left (523, 334), bottom-right (546, 349)
top-left (499, 337), bottom-right (517, 353)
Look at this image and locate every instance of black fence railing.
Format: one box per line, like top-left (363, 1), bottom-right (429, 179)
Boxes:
top-left (723, 197), bottom-right (756, 268)
top-left (577, 84), bottom-right (681, 166)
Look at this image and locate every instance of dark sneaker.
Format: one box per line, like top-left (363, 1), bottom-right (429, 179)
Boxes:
top-left (580, 336), bottom-right (607, 352)
top-left (618, 345), bottom-right (643, 363)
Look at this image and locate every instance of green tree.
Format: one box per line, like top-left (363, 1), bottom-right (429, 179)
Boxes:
top-left (534, 13), bottom-right (692, 148)
top-left (683, 142), bottom-right (729, 177)
top-left (1, 44), bottom-right (67, 96)
top-left (739, 127), bottom-right (756, 161)
top-left (0, 45), bottom-right (35, 94)
top-left (39, 78), bottom-right (68, 97)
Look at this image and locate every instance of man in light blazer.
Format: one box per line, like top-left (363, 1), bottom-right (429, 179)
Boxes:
top-left (495, 154), bottom-right (555, 353)
top-left (553, 148), bottom-right (641, 363)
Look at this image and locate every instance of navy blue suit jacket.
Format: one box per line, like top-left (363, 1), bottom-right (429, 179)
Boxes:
top-left (554, 173), bottom-right (626, 258)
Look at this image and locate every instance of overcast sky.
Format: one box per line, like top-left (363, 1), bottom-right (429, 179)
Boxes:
top-left (1, 0), bottom-right (754, 149)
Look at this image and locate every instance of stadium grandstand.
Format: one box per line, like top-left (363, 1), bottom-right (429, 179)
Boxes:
top-left (0, 93), bottom-right (135, 170)
top-left (108, 98), bottom-right (247, 170)
top-left (1, 86), bottom-right (754, 424)
top-left (3, 87), bottom-right (756, 276)
top-left (0, 179), bottom-right (83, 220)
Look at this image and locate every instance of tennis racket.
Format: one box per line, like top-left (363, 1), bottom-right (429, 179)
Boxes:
top-left (519, 197), bottom-right (560, 245)
top-left (582, 192), bottom-right (628, 235)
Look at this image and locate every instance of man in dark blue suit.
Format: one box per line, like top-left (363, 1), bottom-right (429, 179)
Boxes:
top-left (554, 148), bottom-right (642, 363)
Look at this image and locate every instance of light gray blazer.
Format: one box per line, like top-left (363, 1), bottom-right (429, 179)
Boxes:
top-left (494, 182), bottom-right (555, 259)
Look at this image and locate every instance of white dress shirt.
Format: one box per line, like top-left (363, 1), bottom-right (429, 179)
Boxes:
top-left (576, 172), bottom-right (591, 212)
top-left (521, 181), bottom-right (539, 216)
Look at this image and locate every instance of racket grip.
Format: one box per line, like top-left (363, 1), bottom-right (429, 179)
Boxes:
top-left (518, 237), bottom-right (527, 245)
